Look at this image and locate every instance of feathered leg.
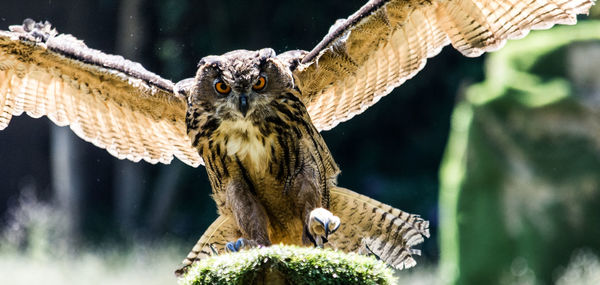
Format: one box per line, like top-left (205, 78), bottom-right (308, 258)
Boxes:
top-left (226, 180), bottom-right (271, 246)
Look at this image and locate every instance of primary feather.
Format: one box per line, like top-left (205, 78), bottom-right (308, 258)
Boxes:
top-left (0, 20), bottom-right (201, 166)
top-left (295, 0), bottom-right (595, 131)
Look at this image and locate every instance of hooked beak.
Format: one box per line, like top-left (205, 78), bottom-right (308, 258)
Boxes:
top-left (239, 94), bottom-right (249, 117)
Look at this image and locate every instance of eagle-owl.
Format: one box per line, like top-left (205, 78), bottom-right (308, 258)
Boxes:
top-left (0, 0), bottom-right (594, 277)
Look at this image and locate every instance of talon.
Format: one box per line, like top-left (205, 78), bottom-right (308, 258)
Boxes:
top-left (226, 242), bottom-right (237, 252)
top-left (235, 238), bottom-right (245, 251)
top-left (225, 238), bottom-right (259, 253)
top-left (314, 216), bottom-right (324, 228)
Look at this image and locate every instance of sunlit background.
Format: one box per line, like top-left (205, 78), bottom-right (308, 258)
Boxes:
top-left (0, 1), bottom-right (599, 284)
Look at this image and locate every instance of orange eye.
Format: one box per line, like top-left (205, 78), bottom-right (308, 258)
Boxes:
top-left (215, 81), bottom-right (231, 94)
top-left (252, 76), bottom-right (266, 91)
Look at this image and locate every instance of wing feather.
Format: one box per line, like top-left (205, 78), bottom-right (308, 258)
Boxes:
top-left (0, 20), bottom-right (202, 167)
top-left (175, 215), bottom-right (241, 276)
top-left (295, 0), bottom-right (594, 131)
top-left (328, 187), bottom-right (430, 270)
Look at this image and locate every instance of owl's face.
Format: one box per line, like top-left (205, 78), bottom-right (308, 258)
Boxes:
top-left (189, 48), bottom-right (295, 120)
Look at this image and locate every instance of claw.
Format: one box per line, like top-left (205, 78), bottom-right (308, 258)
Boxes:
top-left (235, 238), bottom-right (245, 250)
top-left (322, 215), bottom-right (341, 238)
top-left (226, 241), bottom-right (237, 253)
top-left (314, 217), bottom-right (324, 228)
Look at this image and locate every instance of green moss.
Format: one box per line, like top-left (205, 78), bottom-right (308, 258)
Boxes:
top-left (177, 245), bottom-right (396, 285)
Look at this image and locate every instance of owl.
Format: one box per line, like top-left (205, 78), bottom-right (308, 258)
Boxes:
top-left (0, 0), bottom-right (594, 277)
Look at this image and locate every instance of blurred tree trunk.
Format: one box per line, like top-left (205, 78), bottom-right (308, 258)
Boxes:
top-left (148, 164), bottom-right (184, 233)
top-left (50, 125), bottom-right (82, 245)
top-left (113, 0), bottom-right (147, 237)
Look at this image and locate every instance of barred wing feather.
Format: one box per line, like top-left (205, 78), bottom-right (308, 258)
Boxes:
top-left (295, 0), bottom-right (594, 131)
top-left (0, 20), bottom-right (202, 166)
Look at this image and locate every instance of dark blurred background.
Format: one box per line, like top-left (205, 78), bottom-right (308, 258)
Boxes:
top-left (0, 0), bottom-right (477, 259)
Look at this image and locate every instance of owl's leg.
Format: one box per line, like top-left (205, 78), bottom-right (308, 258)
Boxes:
top-left (225, 180), bottom-right (271, 247)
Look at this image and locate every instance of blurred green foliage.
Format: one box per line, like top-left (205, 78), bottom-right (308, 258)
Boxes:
top-left (440, 21), bottom-right (600, 284)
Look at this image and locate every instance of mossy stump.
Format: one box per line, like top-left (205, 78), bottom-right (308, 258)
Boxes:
top-left (177, 245), bottom-right (396, 285)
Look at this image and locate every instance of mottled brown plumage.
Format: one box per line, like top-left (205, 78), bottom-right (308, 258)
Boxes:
top-left (185, 49), bottom-right (339, 249)
top-left (0, 0), bottom-right (594, 278)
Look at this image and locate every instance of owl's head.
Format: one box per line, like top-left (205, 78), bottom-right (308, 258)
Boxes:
top-left (189, 48), bottom-right (296, 119)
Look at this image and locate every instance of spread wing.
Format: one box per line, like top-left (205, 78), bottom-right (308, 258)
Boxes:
top-left (294, 0), bottom-right (595, 131)
top-left (0, 20), bottom-right (202, 167)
